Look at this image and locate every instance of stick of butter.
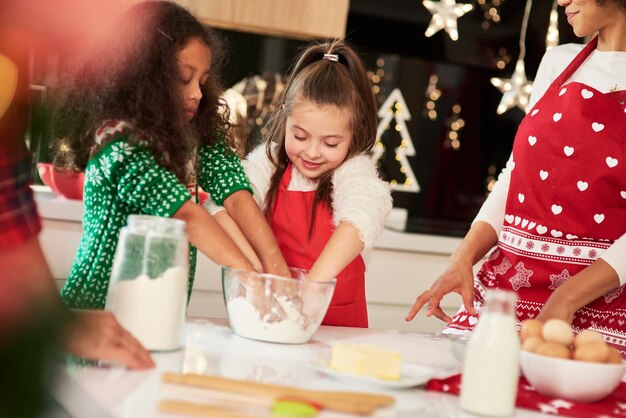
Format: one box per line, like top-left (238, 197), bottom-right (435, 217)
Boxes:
top-left (330, 343), bottom-right (402, 381)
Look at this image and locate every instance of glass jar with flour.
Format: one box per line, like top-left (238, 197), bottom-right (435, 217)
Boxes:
top-left (105, 215), bottom-right (189, 351)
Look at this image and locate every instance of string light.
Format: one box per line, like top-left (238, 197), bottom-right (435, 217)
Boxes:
top-left (368, 56), bottom-right (394, 98)
top-left (490, 0), bottom-right (534, 114)
top-left (444, 103), bottom-right (465, 150)
top-left (476, 0), bottom-right (505, 29)
top-left (495, 47), bottom-right (511, 70)
top-left (423, 74), bottom-right (440, 121)
top-left (423, 0), bottom-right (474, 41)
top-left (545, 0), bottom-right (560, 51)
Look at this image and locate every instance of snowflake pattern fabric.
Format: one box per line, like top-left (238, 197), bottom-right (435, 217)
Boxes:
top-left (60, 121), bottom-right (251, 309)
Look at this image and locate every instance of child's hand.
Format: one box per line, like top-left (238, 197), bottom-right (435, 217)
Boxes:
top-left (61, 310), bottom-right (155, 369)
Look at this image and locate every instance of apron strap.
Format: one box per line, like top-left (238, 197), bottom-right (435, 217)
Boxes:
top-left (553, 36), bottom-right (598, 87)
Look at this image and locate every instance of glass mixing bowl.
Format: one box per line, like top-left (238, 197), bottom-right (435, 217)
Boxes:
top-left (222, 267), bottom-right (336, 344)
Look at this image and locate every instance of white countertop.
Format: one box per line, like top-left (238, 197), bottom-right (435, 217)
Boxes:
top-left (33, 186), bottom-right (463, 255)
top-left (48, 318), bottom-right (549, 418)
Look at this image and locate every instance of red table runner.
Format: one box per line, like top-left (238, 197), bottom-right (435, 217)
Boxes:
top-left (426, 374), bottom-right (626, 417)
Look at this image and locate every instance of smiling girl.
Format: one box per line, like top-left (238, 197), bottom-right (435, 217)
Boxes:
top-left (54, 1), bottom-right (288, 310)
top-left (243, 40), bottom-right (392, 327)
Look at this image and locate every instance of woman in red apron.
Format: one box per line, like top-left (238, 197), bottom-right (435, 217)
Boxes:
top-left (243, 40), bottom-right (392, 328)
top-left (407, 0), bottom-right (626, 349)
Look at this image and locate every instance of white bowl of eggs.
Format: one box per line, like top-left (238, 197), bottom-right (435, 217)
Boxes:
top-left (519, 319), bottom-right (625, 403)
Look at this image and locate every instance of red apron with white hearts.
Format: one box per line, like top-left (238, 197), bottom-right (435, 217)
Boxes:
top-left (446, 37), bottom-right (626, 350)
top-left (267, 164), bottom-right (368, 328)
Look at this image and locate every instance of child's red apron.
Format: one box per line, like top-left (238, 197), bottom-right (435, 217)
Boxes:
top-left (446, 38), bottom-right (626, 349)
top-left (268, 164), bottom-right (368, 327)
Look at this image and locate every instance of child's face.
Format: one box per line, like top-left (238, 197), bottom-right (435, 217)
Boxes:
top-left (285, 100), bottom-right (352, 181)
top-left (176, 37), bottom-right (212, 122)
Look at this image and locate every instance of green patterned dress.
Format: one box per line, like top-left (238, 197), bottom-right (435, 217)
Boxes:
top-left (60, 120), bottom-right (251, 309)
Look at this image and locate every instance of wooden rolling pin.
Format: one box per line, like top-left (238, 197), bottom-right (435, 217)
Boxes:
top-left (159, 400), bottom-right (256, 418)
top-left (162, 372), bottom-right (395, 415)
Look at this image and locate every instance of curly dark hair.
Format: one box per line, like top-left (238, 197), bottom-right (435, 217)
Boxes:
top-left (262, 39), bottom-right (378, 236)
top-left (53, 0), bottom-right (233, 182)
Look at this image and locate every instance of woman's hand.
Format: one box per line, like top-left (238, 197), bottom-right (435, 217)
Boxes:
top-left (405, 222), bottom-right (498, 323)
top-left (536, 258), bottom-right (620, 325)
top-left (536, 294), bottom-right (575, 324)
top-left (405, 257), bottom-right (476, 323)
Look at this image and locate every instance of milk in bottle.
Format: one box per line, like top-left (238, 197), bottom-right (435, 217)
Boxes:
top-left (460, 289), bottom-right (520, 416)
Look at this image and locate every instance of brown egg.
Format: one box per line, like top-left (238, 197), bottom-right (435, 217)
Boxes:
top-left (536, 342), bottom-right (571, 359)
top-left (607, 347), bottom-right (623, 364)
top-left (573, 342), bottom-right (611, 363)
top-left (520, 319), bottom-right (543, 342)
top-left (542, 319), bottom-right (574, 345)
top-left (574, 329), bottom-right (605, 348)
top-left (522, 336), bottom-right (544, 353)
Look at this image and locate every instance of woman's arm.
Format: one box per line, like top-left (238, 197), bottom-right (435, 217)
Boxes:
top-left (538, 259), bottom-right (619, 324)
top-left (538, 232), bottom-right (626, 323)
top-left (406, 220), bottom-right (499, 322)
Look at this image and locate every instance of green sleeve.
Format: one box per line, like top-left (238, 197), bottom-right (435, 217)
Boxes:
top-left (197, 139), bottom-right (252, 206)
top-left (100, 141), bottom-right (190, 217)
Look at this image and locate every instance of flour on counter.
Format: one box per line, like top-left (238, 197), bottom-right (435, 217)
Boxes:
top-left (108, 266), bottom-right (188, 351)
top-left (227, 296), bottom-right (316, 344)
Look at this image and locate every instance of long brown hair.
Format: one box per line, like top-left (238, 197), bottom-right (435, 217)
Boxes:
top-left (52, 1), bottom-right (233, 182)
top-left (263, 40), bottom-right (377, 235)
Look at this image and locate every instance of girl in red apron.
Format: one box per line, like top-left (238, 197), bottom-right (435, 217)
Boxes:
top-left (243, 40), bottom-right (392, 327)
top-left (407, 0), bottom-right (626, 350)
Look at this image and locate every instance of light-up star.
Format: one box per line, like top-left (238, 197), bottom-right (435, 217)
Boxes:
top-left (491, 59), bottom-right (534, 115)
top-left (423, 0), bottom-right (474, 41)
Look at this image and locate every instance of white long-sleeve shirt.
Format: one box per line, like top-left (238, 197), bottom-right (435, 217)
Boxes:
top-left (474, 43), bottom-right (626, 283)
top-left (242, 145), bottom-right (393, 260)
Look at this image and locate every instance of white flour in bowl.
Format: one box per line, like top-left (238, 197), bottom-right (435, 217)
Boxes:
top-left (108, 266), bottom-right (187, 351)
top-left (227, 295), bottom-right (316, 344)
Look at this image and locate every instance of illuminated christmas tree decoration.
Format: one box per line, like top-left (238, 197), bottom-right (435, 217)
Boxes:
top-left (373, 88), bottom-right (420, 193)
top-left (423, 0), bottom-right (474, 41)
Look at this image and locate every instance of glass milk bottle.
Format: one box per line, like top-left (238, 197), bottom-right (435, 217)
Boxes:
top-left (105, 215), bottom-right (189, 351)
top-left (460, 289), bottom-right (520, 417)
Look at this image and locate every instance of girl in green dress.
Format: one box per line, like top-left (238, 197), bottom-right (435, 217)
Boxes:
top-left (53, 0), bottom-right (289, 309)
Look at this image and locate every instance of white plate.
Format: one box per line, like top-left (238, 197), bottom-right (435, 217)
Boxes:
top-left (312, 358), bottom-right (435, 389)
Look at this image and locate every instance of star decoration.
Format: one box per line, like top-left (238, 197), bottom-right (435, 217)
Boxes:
top-left (548, 269), bottom-right (571, 290)
top-left (491, 59), bottom-right (534, 114)
top-left (538, 403), bottom-right (559, 414)
top-left (423, 0), bottom-right (474, 41)
top-left (509, 261), bottom-right (533, 291)
top-left (550, 400), bottom-right (574, 409)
